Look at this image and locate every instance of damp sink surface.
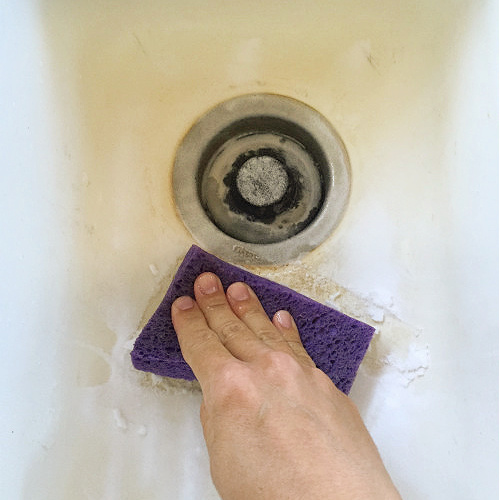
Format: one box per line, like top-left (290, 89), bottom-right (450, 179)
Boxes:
top-left (1, 1), bottom-right (498, 499)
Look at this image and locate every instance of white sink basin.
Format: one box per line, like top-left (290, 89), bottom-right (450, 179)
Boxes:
top-left (1, 1), bottom-right (498, 498)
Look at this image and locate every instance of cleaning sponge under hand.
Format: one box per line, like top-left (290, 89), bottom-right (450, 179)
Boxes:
top-left (131, 245), bottom-right (374, 394)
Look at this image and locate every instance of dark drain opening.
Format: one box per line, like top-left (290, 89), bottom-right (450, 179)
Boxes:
top-left (225, 148), bottom-right (300, 223)
top-left (198, 118), bottom-right (329, 245)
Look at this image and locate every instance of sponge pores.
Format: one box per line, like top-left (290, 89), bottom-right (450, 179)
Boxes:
top-left (131, 245), bottom-right (374, 394)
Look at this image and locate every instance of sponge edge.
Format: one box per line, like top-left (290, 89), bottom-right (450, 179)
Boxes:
top-left (131, 245), bottom-right (374, 394)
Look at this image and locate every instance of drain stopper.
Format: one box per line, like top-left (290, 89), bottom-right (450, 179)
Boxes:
top-left (236, 156), bottom-right (288, 207)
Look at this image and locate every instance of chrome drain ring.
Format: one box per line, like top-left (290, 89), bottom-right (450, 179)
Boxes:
top-left (173, 94), bottom-right (350, 264)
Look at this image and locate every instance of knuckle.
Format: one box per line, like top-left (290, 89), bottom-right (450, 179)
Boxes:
top-left (258, 327), bottom-right (283, 343)
top-left (211, 362), bottom-right (258, 409)
top-left (180, 327), bottom-right (217, 363)
top-left (219, 319), bottom-right (246, 342)
top-left (241, 304), bottom-right (264, 318)
top-left (244, 310), bottom-right (283, 342)
top-left (260, 350), bottom-right (302, 380)
top-left (204, 299), bottom-right (230, 314)
top-left (183, 327), bottom-right (215, 351)
top-left (287, 341), bottom-right (316, 367)
top-left (233, 302), bottom-right (261, 321)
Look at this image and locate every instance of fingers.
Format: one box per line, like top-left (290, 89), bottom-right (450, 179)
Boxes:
top-left (192, 273), bottom-right (268, 361)
top-left (171, 295), bottom-right (234, 385)
top-left (225, 280), bottom-right (315, 368)
top-left (272, 310), bottom-right (316, 368)
top-left (226, 282), bottom-right (295, 355)
top-left (172, 272), bottom-right (315, 381)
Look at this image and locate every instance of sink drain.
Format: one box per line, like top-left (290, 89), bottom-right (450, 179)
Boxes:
top-left (173, 94), bottom-right (350, 264)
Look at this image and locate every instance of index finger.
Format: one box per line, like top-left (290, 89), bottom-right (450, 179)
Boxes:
top-left (171, 295), bottom-right (234, 386)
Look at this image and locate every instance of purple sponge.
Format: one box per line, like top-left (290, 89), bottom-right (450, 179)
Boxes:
top-left (131, 245), bottom-right (374, 394)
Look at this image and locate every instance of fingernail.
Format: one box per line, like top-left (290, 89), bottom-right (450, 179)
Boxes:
top-left (174, 296), bottom-right (195, 311)
top-left (197, 273), bottom-right (219, 295)
top-left (227, 282), bottom-right (250, 301)
top-left (276, 310), bottom-right (293, 329)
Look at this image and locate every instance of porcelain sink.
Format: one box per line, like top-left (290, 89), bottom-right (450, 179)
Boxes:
top-left (1, 1), bottom-right (498, 498)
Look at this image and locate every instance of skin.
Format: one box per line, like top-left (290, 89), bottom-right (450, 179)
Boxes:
top-left (171, 272), bottom-right (401, 500)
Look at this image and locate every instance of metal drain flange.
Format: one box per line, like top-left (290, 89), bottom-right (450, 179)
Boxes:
top-left (173, 94), bottom-right (350, 264)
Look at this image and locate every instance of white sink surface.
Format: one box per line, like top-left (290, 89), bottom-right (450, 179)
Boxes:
top-left (1, 1), bottom-right (498, 498)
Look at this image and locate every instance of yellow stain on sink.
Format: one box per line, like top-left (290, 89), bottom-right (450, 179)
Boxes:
top-left (29, 1), bottom-right (491, 498)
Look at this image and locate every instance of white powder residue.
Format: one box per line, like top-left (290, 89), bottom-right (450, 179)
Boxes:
top-left (122, 337), bottom-right (136, 352)
top-left (137, 425), bottom-right (148, 437)
top-left (367, 305), bottom-right (385, 323)
top-left (253, 262), bottom-right (430, 388)
top-left (131, 256), bottom-right (429, 395)
top-left (384, 340), bottom-right (430, 387)
top-left (112, 408), bottom-right (128, 431)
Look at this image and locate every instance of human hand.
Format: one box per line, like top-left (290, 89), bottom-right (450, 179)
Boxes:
top-left (171, 272), bottom-right (401, 500)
